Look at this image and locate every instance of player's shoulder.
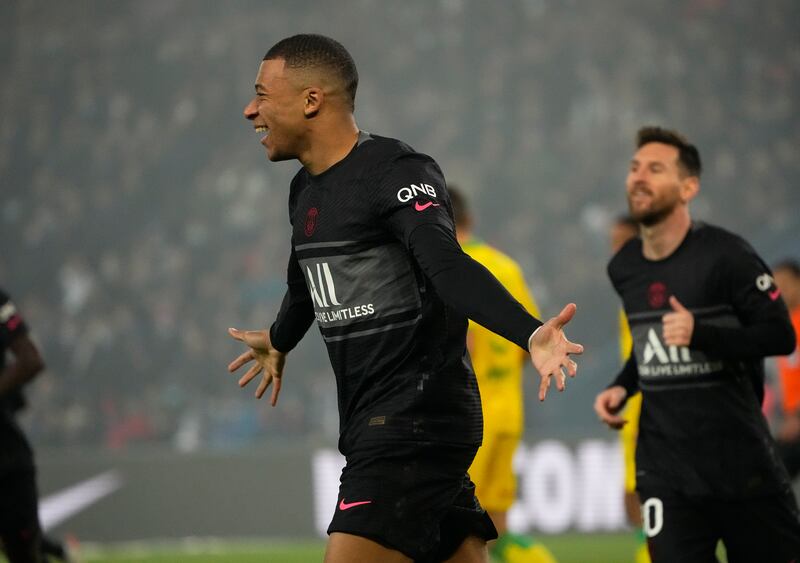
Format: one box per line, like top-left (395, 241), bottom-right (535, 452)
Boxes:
top-left (356, 132), bottom-right (440, 174)
top-left (357, 132), bottom-right (417, 158)
top-left (691, 221), bottom-right (758, 260)
top-left (607, 236), bottom-right (642, 280)
top-left (356, 133), bottom-right (447, 209)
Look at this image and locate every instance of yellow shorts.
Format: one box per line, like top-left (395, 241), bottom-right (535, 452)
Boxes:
top-left (469, 432), bottom-right (520, 512)
top-left (621, 392), bottom-right (642, 493)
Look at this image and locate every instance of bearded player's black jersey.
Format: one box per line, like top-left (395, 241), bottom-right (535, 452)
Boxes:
top-left (0, 288), bottom-right (34, 475)
top-left (269, 132), bottom-right (541, 455)
top-left (609, 222), bottom-right (795, 498)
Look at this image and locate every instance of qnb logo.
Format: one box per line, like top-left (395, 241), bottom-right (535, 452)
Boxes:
top-left (643, 328), bottom-right (691, 364)
top-left (306, 262), bottom-right (341, 308)
top-left (396, 183), bottom-right (437, 203)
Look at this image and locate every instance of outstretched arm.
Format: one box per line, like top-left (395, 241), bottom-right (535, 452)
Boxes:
top-left (269, 246), bottom-right (315, 353)
top-left (373, 152), bottom-right (582, 400)
top-left (227, 247), bottom-right (313, 405)
top-left (227, 328), bottom-right (287, 406)
top-left (408, 223), bottom-right (583, 401)
top-left (528, 303), bottom-right (582, 401)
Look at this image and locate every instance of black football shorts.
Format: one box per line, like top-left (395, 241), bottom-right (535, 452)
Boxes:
top-left (639, 484), bottom-right (800, 563)
top-left (327, 441), bottom-right (498, 562)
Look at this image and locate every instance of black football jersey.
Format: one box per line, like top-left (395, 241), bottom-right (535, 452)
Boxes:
top-left (609, 223), bottom-right (793, 498)
top-left (270, 132), bottom-right (539, 455)
top-left (0, 288), bottom-right (34, 474)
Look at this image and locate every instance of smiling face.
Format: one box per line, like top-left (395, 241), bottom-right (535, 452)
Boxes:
top-left (243, 59), bottom-right (309, 162)
top-left (626, 142), bottom-right (697, 226)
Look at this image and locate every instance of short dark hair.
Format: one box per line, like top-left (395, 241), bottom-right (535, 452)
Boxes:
top-left (774, 259), bottom-right (800, 277)
top-left (264, 34), bottom-right (359, 110)
top-left (636, 126), bottom-right (702, 178)
top-left (447, 185), bottom-right (469, 227)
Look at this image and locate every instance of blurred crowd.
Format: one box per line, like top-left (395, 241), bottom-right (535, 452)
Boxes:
top-left (0, 0), bottom-right (797, 451)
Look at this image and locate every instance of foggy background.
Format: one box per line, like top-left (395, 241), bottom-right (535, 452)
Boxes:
top-left (2, 0), bottom-right (798, 455)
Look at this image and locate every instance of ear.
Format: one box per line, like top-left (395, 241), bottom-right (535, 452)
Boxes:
top-left (303, 87), bottom-right (322, 118)
top-left (680, 175), bottom-right (699, 203)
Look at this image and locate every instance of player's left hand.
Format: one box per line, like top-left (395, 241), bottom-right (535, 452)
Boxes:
top-left (529, 303), bottom-right (584, 401)
top-left (662, 296), bottom-right (694, 346)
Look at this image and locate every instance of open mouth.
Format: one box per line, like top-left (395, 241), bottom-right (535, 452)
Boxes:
top-left (255, 126), bottom-right (269, 144)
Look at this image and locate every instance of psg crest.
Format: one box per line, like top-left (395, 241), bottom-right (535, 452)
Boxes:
top-left (648, 281), bottom-right (667, 309)
top-left (305, 207), bottom-right (319, 237)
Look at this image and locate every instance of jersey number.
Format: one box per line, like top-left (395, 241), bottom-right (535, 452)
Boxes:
top-left (642, 497), bottom-right (664, 538)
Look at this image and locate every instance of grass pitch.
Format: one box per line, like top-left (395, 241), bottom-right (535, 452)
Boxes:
top-left (24, 533), bottom-right (649, 562)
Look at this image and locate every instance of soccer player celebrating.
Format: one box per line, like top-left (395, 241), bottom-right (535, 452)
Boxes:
top-left (0, 288), bottom-right (45, 563)
top-left (228, 35), bottom-right (583, 563)
top-left (448, 186), bottom-right (556, 563)
top-left (594, 126), bottom-right (800, 561)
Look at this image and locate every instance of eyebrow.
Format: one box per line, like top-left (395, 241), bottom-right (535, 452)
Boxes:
top-left (630, 158), bottom-right (667, 167)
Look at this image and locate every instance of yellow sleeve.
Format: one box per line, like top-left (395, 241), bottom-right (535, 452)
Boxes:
top-left (501, 260), bottom-right (538, 317)
top-left (619, 309), bottom-right (632, 363)
top-left (618, 307), bottom-right (640, 492)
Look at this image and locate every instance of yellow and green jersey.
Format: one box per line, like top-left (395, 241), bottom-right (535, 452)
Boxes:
top-left (462, 238), bottom-right (539, 435)
top-left (618, 309), bottom-right (642, 493)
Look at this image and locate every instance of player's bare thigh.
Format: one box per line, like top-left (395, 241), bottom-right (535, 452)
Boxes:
top-left (443, 534), bottom-right (490, 563)
top-left (324, 532), bottom-right (411, 563)
top-left (324, 533), bottom-right (489, 563)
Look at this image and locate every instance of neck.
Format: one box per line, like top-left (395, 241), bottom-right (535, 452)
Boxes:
top-left (640, 207), bottom-right (692, 261)
top-left (299, 114), bottom-right (360, 176)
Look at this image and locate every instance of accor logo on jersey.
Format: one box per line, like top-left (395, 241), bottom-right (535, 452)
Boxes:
top-left (643, 328), bottom-right (691, 364)
top-left (305, 207), bottom-right (319, 237)
top-left (396, 183), bottom-right (437, 203)
top-left (639, 327), bottom-right (723, 377)
top-left (304, 261), bottom-right (375, 324)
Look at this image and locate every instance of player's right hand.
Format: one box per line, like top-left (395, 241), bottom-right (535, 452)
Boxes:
top-left (594, 385), bottom-right (628, 430)
top-left (227, 328), bottom-right (287, 406)
top-left (529, 302), bottom-right (584, 401)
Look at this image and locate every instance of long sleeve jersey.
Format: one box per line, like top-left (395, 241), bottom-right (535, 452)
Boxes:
top-left (270, 132), bottom-right (541, 455)
top-left (609, 222), bottom-right (795, 498)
